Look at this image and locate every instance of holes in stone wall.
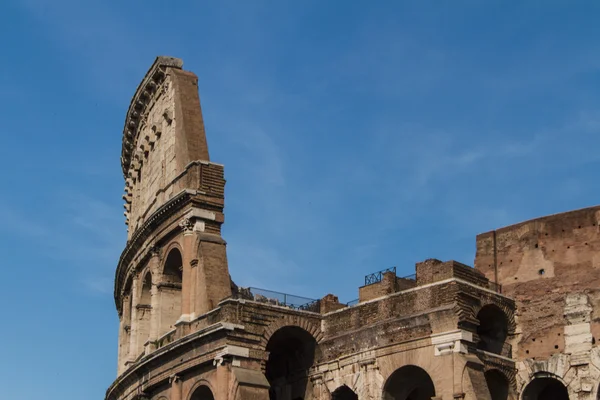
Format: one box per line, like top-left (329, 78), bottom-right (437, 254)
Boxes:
top-left (538, 269), bottom-right (545, 275)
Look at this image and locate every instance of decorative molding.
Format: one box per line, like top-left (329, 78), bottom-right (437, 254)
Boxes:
top-left (179, 218), bottom-right (194, 233)
top-left (149, 246), bottom-right (161, 258)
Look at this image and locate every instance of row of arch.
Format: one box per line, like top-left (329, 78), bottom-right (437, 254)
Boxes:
top-left (264, 325), bottom-right (567, 400)
top-left (119, 246), bottom-right (184, 366)
top-left (183, 375), bottom-right (569, 400)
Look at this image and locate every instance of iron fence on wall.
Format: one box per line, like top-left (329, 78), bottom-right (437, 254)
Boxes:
top-left (364, 266), bottom-right (397, 286)
top-left (233, 286), bottom-right (321, 313)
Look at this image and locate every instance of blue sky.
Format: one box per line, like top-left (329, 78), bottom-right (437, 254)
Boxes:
top-left (1, 1), bottom-right (600, 399)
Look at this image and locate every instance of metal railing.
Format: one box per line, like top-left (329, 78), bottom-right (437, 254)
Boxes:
top-left (400, 273), bottom-right (416, 281)
top-left (232, 287), bottom-right (321, 313)
top-left (364, 266), bottom-right (397, 286)
top-left (346, 299), bottom-right (359, 307)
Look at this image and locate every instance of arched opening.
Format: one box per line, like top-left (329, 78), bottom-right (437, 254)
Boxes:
top-left (190, 385), bottom-right (215, 400)
top-left (383, 365), bottom-right (436, 400)
top-left (484, 369), bottom-right (514, 400)
top-left (265, 326), bottom-right (317, 400)
top-left (158, 248), bottom-right (183, 335)
top-left (332, 385), bottom-right (358, 400)
top-left (522, 376), bottom-right (569, 400)
top-left (140, 271), bottom-right (152, 305)
top-left (136, 271), bottom-right (153, 356)
top-left (477, 304), bottom-right (508, 355)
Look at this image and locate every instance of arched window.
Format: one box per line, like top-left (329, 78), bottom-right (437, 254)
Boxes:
top-left (477, 304), bottom-right (509, 355)
top-left (140, 271), bottom-right (152, 305)
top-left (190, 385), bottom-right (215, 400)
top-left (332, 385), bottom-right (358, 400)
top-left (383, 365), bottom-right (436, 400)
top-left (266, 326), bottom-right (317, 400)
top-left (158, 248), bottom-right (183, 336)
top-left (484, 369), bottom-right (515, 400)
top-left (136, 271), bottom-right (153, 355)
top-left (522, 375), bottom-right (569, 400)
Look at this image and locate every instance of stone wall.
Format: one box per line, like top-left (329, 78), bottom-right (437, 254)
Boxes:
top-left (475, 206), bottom-right (600, 359)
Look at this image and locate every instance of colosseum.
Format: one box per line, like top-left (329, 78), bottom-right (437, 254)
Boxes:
top-left (105, 56), bottom-right (600, 400)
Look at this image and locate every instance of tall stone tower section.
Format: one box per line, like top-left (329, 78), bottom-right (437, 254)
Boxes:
top-left (114, 56), bottom-right (231, 375)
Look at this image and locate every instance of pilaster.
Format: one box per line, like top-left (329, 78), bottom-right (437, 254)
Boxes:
top-left (128, 271), bottom-right (140, 363)
top-left (179, 218), bottom-right (195, 322)
top-left (148, 248), bottom-right (161, 351)
top-left (169, 374), bottom-right (182, 400)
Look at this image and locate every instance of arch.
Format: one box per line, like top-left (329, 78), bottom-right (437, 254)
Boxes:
top-left (522, 375), bottom-right (569, 400)
top-left (157, 247), bottom-right (183, 336)
top-left (382, 365), bottom-right (435, 400)
top-left (484, 369), bottom-right (515, 400)
top-left (162, 246), bottom-right (183, 283)
top-left (476, 304), bottom-right (508, 354)
top-left (266, 326), bottom-right (317, 400)
top-left (190, 385), bottom-right (215, 400)
top-left (332, 385), bottom-right (358, 400)
top-left (140, 270), bottom-right (152, 305)
top-left (261, 316), bottom-right (323, 348)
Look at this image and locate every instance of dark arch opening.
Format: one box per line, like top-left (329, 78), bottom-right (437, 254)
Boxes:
top-left (266, 326), bottom-right (317, 400)
top-left (523, 377), bottom-right (569, 400)
top-left (484, 370), bottom-right (513, 400)
top-left (158, 248), bottom-right (183, 335)
top-left (163, 248), bottom-right (183, 283)
top-left (140, 271), bottom-right (152, 305)
top-left (332, 385), bottom-right (358, 400)
top-left (383, 365), bottom-right (435, 400)
top-left (477, 304), bottom-right (508, 354)
top-left (190, 385), bottom-right (215, 400)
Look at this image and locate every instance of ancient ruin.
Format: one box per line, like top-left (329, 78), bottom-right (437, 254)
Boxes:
top-left (106, 57), bottom-right (600, 400)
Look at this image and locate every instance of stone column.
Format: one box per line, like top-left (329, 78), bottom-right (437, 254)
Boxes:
top-left (358, 359), bottom-right (382, 400)
top-left (148, 249), bottom-right (161, 352)
top-left (170, 375), bottom-right (182, 400)
top-left (179, 218), bottom-right (195, 322)
top-left (120, 293), bottom-right (132, 368)
top-left (190, 258), bottom-right (199, 320)
top-left (117, 313), bottom-right (123, 373)
top-left (128, 272), bottom-right (140, 361)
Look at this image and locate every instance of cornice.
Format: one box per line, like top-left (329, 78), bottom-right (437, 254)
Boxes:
top-left (120, 56), bottom-right (183, 179)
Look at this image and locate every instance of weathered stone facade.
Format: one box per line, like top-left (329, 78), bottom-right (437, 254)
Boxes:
top-left (106, 57), bottom-right (593, 400)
